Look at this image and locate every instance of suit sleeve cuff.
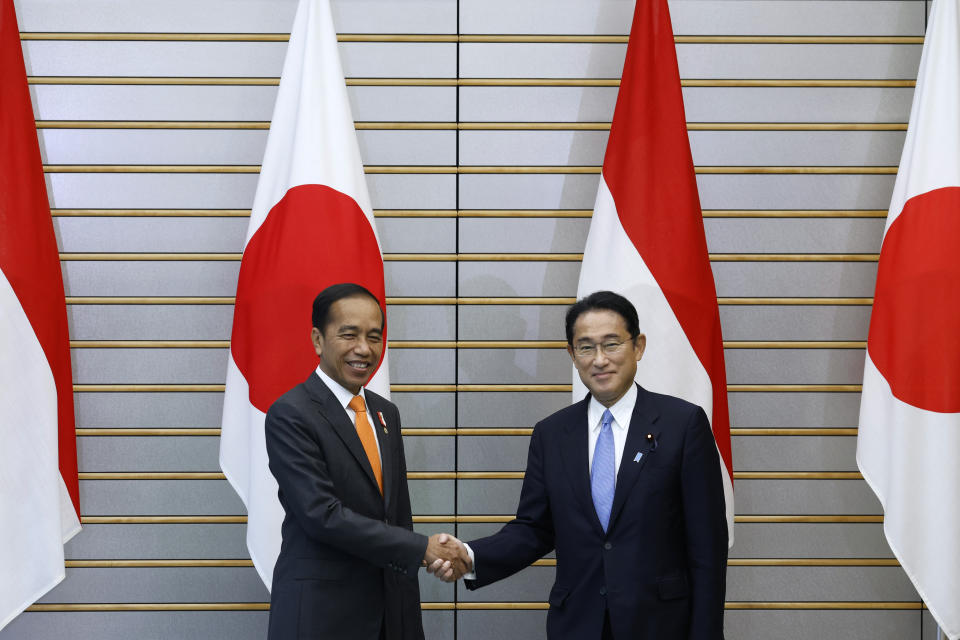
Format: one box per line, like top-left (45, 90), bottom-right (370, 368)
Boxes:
top-left (461, 542), bottom-right (477, 580)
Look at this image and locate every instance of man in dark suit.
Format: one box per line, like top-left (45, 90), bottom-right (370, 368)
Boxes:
top-left (265, 283), bottom-right (465, 640)
top-left (429, 290), bottom-right (728, 639)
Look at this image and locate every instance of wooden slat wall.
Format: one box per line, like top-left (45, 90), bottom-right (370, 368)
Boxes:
top-left (3, 0), bottom-right (937, 638)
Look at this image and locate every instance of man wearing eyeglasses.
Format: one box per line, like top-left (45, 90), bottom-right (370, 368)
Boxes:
top-left (427, 290), bottom-right (728, 639)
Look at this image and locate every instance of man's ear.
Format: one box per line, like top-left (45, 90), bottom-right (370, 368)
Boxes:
top-left (634, 333), bottom-right (647, 361)
top-left (310, 327), bottom-right (323, 357)
top-left (566, 343), bottom-right (576, 362)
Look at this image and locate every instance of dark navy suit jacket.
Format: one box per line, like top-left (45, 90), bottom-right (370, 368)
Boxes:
top-left (466, 385), bottom-right (728, 639)
top-left (265, 372), bottom-right (427, 640)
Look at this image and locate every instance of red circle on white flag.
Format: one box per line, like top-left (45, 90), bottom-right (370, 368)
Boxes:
top-left (868, 186), bottom-right (960, 413)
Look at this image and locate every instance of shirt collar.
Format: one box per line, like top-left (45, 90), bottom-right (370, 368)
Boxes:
top-left (314, 365), bottom-right (366, 410)
top-left (588, 383), bottom-right (638, 432)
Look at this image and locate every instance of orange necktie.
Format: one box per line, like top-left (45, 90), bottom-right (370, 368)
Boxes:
top-left (348, 395), bottom-right (383, 494)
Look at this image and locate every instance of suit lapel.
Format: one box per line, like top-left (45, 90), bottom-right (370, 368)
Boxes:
top-left (303, 373), bottom-right (382, 497)
top-left (559, 394), bottom-right (606, 537)
top-left (609, 385), bottom-right (660, 531)
top-left (364, 393), bottom-right (394, 511)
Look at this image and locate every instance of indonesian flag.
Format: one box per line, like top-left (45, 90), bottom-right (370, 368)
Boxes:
top-left (0, 0), bottom-right (82, 629)
top-left (857, 0), bottom-right (960, 636)
top-left (219, 0), bottom-right (390, 588)
top-left (575, 0), bottom-right (734, 543)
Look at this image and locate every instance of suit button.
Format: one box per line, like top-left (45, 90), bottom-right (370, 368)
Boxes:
top-left (600, 586), bottom-right (607, 596)
top-left (603, 542), bottom-right (612, 550)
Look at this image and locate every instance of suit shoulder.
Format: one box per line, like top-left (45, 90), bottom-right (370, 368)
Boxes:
top-left (532, 396), bottom-right (589, 434)
top-left (363, 387), bottom-right (396, 411)
top-left (266, 383), bottom-right (311, 419)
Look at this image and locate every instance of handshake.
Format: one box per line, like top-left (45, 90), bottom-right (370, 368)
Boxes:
top-left (422, 533), bottom-right (473, 582)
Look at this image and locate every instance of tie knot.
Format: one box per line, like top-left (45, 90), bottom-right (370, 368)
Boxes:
top-left (348, 395), bottom-right (366, 413)
top-left (601, 409), bottom-right (613, 428)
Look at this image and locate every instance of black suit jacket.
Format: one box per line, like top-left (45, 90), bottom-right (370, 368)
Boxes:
top-left (466, 385), bottom-right (728, 639)
top-left (265, 372), bottom-right (427, 640)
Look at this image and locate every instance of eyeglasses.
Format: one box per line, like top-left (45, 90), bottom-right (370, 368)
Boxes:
top-left (571, 339), bottom-right (631, 359)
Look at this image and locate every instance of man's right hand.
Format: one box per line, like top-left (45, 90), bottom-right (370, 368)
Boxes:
top-left (423, 533), bottom-right (471, 579)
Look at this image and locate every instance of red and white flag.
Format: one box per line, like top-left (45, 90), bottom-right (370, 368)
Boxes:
top-left (0, 0), bottom-right (81, 629)
top-left (219, 0), bottom-right (390, 588)
top-left (575, 0), bottom-right (734, 542)
top-left (857, 0), bottom-right (960, 636)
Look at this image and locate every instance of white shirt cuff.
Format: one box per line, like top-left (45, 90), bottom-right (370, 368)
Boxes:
top-left (462, 542), bottom-right (477, 580)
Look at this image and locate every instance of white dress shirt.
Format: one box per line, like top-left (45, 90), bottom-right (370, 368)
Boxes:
top-left (314, 365), bottom-right (381, 461)
top-left (461, 385), bottom-right (638, 580)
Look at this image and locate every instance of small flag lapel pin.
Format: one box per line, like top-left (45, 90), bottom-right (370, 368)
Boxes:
top-left (377, 411), bottom-right (387, 433)
top-left (633, 452), bottom-right (643, 463)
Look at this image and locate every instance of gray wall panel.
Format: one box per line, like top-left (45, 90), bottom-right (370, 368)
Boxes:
top-left (376, 218), bottom-right (457, 253)
top-left (33, 85), bottom-right (456, 121)
top-left (78, 436), bottom-right (220, 472)
top-left (40, 130), bottom-right (455, 166)
top-left (460, 43), bottom-right (921, 81)
top-left (461, 0), bottom-right (924, 36)
top-left (724, 611), bottom-right (921, 640)
top-left (459, 218), bottom-right (590, 253)
top-left (54, 217), bottom-right (249, 252)
top-left (409, 479), bottom-right (455, 515)
top-left (17, 0), bottom-right (457, 33)
top-left (458, 479), bottom-right (524, 514)
top-left (458, 393), bottom-right (571, 428)
top-left (423, 612), bottom-right (455, 640)
top-left (734, 479), bottom-right (881, 515)
top-left (723, 348), bottom-right (866, 385)
top-left (732, 436), bottom-right (858, 472)
top-left (457, 566), bottom-right (554, 603)
top-left (458, 304), bottom-right (568, 341)
top-left (712, 262), bottom-right (879, 297)
top-left (459, 436), bottom-right (532, 472)
top-left (457, 611), bottom-right (548, 640)
top-left (726, 566), bottom-right (918, 601)
top-left (24, 41), bottom-right (456, 78)
top-left (387, 305), bottom-right (457, 341)
top-left (459, 174), bottom-right (601, 209)
top-left (730, 523), bottom-right (893, 559)
top-left (704, 218), bottom-right (885, 254)
top-left (729, 392), bottom-right (862, 428)
top-left (392, 392), bottom-right (456, 429)
top-left (458, 349), bottom-right (571, 385)
top-left (47, 174), bottom-right (259, 209)
top-left (38, 567), bottom-right (269, 603)
top-left (67, 304), bottom-right (235, 340)
top-left (458, 261), bottom-right (581, 297)
top-left (0, 612), bottom-right (269, 640)
top-left (420, 571), bottom-right (454, 603)
top-left (74, 392), bottom-right (225, 428)
top-left (403, 436), bottom-right (456, 472)
top-left (697, 175), bottom-right (897, 210)
top-left (71, 348), bottom-right (229, 384)
top-left (79, 480), bottom-right (245, 515)
top-left (388, 348), bottom-right (456, 384)
top-left (718, 305), bottom-right (872, 341)
top-left (459, 87), bottom-right (619, 122)
top-left (385, 262), bottom-right (457, 296)
top-left (65, 524), bottom-right (249, 559)
top-left (62, 261), bottom-right (240, 296)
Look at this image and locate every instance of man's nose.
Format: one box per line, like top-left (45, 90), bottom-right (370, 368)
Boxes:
top-left (592, 348), bottom-right (610, 366)
top-left (353, 337), bottom-right (373, 355)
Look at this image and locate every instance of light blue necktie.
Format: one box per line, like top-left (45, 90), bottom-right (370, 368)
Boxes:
top-left (591, 409), bottom-right (615, 532)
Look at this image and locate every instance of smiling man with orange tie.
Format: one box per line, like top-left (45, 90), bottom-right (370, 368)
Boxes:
top-left (429, 291), bottom-right (728, 639)
top-left (264, 283), bottom-right (465, 640)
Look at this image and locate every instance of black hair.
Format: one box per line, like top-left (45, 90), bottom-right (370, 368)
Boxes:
top-left (312, 283), bottom-right (383, 334)
top-left (565, 290), bottom-right (641, 344)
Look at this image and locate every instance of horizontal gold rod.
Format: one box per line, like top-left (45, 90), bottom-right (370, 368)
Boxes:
top-left (76, 471), bottom-right (864, 481)
top-left (67, 340), bottom-right (867, 349)
top-left (17, 33), bottom-right (925, 44)
top-left (25, 76), bottom-right (917, 88)
top-left (47, 208), bottom-right (889, 219)
top-left (81, 516), bottom-right (247, 524)
top-left (63, 558), bottom-right (900, 569)
top-left (70, 384), bottom-right (862, 393)
top-left (77, 515), bottom-right (884, 526)
top-left (35, 120), bottom-right (908, 132)
top-left (731, 428), bottom-right (858, 436)
top-left (73, 427), bottom-right (858, 438)
top-left (24, 601), bottom-right (925, 613)
top-left (56, 252), bottom-right (879, 262)
top-left (62, 296), bottom-right (875, 306)
top-left (41, 164), bottom-right (898, 176)
top-left (75, 428), bottom-right (462, 437)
